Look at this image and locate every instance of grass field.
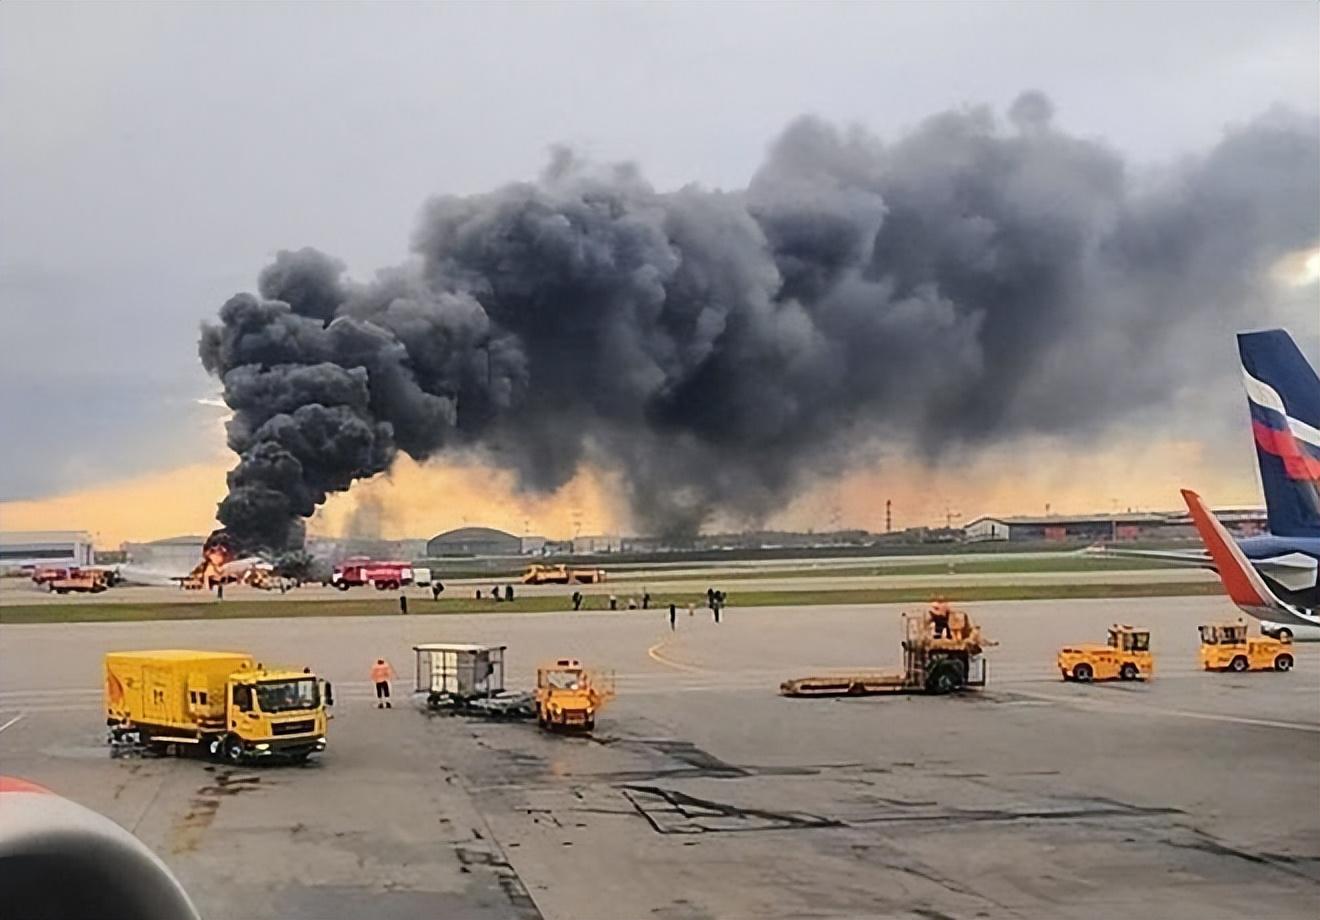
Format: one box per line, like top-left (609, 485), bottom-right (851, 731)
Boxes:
top-left (0, 580), bottom-right (1225, 624)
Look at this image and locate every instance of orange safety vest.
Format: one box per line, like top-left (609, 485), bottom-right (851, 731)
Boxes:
top-left (370, 662), bottom-right (393, 683)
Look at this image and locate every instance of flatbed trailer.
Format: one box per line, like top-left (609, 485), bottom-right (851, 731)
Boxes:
top-left (781, 610), bottom-right (991, 697)
top-left (779, 673), bottom-right (911, 696)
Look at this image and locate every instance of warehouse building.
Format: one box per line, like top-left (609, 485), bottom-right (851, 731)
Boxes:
top-left (123, 535), bottom-right (208, 571)
top-left (572, 534), bottom-right (622, 554)
top-left (963, 508), bottom-right (1267, 543)
top-left (0, 530), bottom-right (95, 570)
top-left (427, 527), bottom-right (524, 557)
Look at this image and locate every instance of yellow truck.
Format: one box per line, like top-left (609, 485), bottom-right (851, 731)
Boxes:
top-left (1057, 625), bottom-right (1154, 682)
top-left (105, 650), bottom-right (330, 764)
top-left (1198, 621), bottom-right (1294, 673)
top-left (534, 658), bottom-right (614, 732)
top-left (522, 564), bottom-right (607, 585)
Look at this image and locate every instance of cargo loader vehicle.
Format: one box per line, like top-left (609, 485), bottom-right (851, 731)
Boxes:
top-left (781, 607), bottom-right (993, 697)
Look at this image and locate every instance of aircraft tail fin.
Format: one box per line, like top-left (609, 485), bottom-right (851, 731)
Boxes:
top-left (1238, 329), bottom-right (1320, 538)
top-left (1180, 488), bottom-right (1317, 627)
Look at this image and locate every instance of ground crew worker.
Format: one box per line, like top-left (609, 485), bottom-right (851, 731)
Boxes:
top-left (370, 658), bottom-right (396, 709)
top-left (491, 584), bottom-right (501, 602)
top-left (706, 587), bottom-right (715, 609)
top-left (928, 596), bottom-right (951, 639)
top-left (399, 593), bottom-right (408, 616)
top-left (572, 590), bottom-right (583, 611)
top-left (669, 602), bottom-right (677, 630)
top-left (431, 581), bottom-right (444, 600)
top-left (643, 591), bottom-right (651, 610)
top-left (216, 582), bottom-right (224, 602)
top-left (504, 584), bottom-right (514, 602)
top-left (609, 594), bottom-right (618, 611)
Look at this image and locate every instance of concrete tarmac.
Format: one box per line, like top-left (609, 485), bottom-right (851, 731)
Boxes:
top-left (2, 596), bottom-right (1317, 919)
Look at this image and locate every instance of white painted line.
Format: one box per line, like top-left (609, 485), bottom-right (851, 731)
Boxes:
top-left (0, 714), bottom-right (25, 735)
top-left (1009, 689), bottom-right (1320, 733)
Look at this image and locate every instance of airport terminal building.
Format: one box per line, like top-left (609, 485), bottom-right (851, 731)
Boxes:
top-left (0, 530), bottom-right (95, 570)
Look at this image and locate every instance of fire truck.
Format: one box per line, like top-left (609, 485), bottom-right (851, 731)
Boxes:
top-left (329, 558), bottom-right (415, 591)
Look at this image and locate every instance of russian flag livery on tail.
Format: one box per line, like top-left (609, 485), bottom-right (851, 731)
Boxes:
top-left (1238, 329), bottom-right (1320, 539)
top-left (1095, 329), bottom-right (1320, 635)
top-left (1181, 329), bottom-right (1320, 635)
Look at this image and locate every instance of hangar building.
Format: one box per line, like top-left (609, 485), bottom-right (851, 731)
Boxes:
top-left (0, 531), bottom-right (95, 569)
top-left (427, 527), bottom-right (524, 557)
top-left (123, 535), bottom-right (208, 572)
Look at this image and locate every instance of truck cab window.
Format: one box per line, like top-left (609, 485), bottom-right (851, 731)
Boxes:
top-left (233, 684), bottom-right (253, 712)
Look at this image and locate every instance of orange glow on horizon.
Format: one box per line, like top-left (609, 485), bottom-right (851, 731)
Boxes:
top-left (0, 438), bottom-right (1261, 549)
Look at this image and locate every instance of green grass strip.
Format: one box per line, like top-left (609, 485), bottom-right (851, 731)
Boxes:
top-left (0, 580), bottom-right (1224, 625)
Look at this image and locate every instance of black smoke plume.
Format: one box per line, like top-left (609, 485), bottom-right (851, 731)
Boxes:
top-left (201, 94), bottom-right (1319, 551)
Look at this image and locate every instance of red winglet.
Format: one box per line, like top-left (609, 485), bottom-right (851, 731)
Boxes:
top-left (0, 776), bottom-right (50, 794)
top-left (1181, 488), bottom-right (1272, 609)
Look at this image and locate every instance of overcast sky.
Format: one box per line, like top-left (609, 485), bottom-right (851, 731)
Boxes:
top-left (1, 2), bottom-right (1317, 502)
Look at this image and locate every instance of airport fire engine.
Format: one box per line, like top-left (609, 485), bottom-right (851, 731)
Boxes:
top-left (330, 558), bottom-right (415, 591)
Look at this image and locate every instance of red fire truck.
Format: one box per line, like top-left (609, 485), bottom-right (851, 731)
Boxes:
top-left (330, 558), bottom-right (415, 591)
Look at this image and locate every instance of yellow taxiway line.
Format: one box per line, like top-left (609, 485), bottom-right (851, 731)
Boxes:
top-left (646, 639), bottom-right (706, 673)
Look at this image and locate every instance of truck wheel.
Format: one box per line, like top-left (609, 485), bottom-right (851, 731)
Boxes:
top-left (223, 735), bottom-right (245, 763)
top-left (584, 718), bottom-right (596, 732)
top-left (1229, 656), bottom-right (1249, 673)
top-left (1278, 627), bottom-right (1293, 641)
top-left (1275, 655), bottom-right (1294, 672)
top-left (208, 737), bottom-right (223, 759)
top-left (335, 582), bottom-right (349, 592)
top-left (925, 659), bottom-right (966, 694)
top-left (1072, 663), bottom-right (1094, 683)
top-left (1119, 663), bottom-right (1139, 681)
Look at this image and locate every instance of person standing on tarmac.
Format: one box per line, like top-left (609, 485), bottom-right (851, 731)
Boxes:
top-left (399, 593), bottom-right (409, 616)
top-left (668, 602), bottom-right (677, 631)
top-left (928, 597), bottom-right (951, 638)
top-left (572, 590), bottom-right (583, 611)
top-left (370, 658), bottom-right (396, 709)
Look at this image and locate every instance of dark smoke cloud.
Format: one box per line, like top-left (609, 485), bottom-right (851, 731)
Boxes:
top-left (200, 94), bottom-right (1320, 550)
